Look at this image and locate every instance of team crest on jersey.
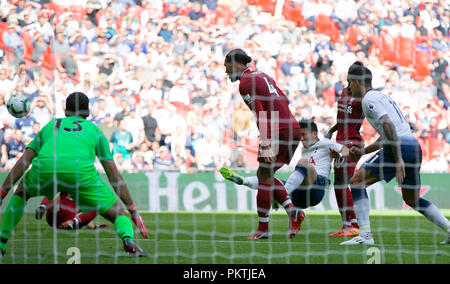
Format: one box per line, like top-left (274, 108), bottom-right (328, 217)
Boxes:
top-left (242, 94), bottom-right (255, 104)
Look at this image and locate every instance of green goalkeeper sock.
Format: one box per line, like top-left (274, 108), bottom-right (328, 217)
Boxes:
top-left (0, 195), bottom-right (26, 245)
top-left (114, 215), bottom-right (134, 242)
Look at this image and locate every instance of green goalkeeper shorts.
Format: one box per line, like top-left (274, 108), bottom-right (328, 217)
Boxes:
top-left (24, 165), bottom-right (118, 214)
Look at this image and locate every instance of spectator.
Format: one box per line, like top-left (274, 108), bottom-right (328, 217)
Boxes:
top-left (431, 30), bottom-right (449, 52)
top-left (111, 120), bottom-right (134, 160)
top-left (58, 46), bottom-right (78, 79)
top-left (142, 104), bottom-right (161, 145)
top-left (289, 65), bottom-right (316, 96)
top-left (30, 95), bottom-right (53, 126)
top-left (1, 129), bottom-right (24, 165)
top-left (123, 107), bottom-right (145, 148)
top-left (98, 113), bottom-right (117, 142)
top-left (188, 2), bottom-right (206, 21)
top-left (280, 53), bottom-right (299, 76)
top-left (153, 145), bottom-right (174, 170)
top-left (52, 31), bottom-right (70, 55)
top-left (164, 3), bottom-right (179, 18)
top-left (315, 71), bottom-right (332, 100)
top-left (2, 23), bottom-right (24, 62)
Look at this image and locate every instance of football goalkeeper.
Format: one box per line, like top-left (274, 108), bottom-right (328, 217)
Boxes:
top-left (0, 92), bottom-right (148, 257)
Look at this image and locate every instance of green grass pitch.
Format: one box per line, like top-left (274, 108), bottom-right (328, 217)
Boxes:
top-left (0, 210), bottom-right (449, 264)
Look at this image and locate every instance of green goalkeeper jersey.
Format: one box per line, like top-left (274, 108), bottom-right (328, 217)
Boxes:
top-left (26, 116), bottom-right (113, 175)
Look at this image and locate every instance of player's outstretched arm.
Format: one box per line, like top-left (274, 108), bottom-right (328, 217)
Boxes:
top-left (0, 148), bottom-right (36, 204)
top-left (329, 146), bottom-right (350, 159)
top-left (349, 137), bottom-right (382, 158)
top-left (325, 124), bottom-right (338, 139)
top-left (101, 159), bottom-right (149, 238)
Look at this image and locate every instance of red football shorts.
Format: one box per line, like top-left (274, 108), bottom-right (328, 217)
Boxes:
top-left (258, 128), bottom-right (301, 167)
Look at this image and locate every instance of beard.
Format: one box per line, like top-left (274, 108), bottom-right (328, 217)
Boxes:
top-left (228, 72), bottom-right (240, 82)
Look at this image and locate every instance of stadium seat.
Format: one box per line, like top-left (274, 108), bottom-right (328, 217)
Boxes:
top-left (44, 3), bottom-right (67, 17)
top-left (282, 0), bottom-right (305, 27)
top-left (0, 22), bottom-right (13, 56)
top-left (315, 14), bottom-right (340, 42)
top-left (20, 31), bottom-right (34, 63)
top-left (397, 37), bottom-right (415, 67)
top-left (413, 49), bottom-right (432, 81)
top-left (322, 88), bottom-right (335, 108)
top-left (41, 46), bottom-right (55, 71)
top-left (260, 0), bottom-right (277, 15)
top-left (380, 32), bottom-right (397, 63)
top-left (346, 26), bottom-right (361, 49)
top-left (214, 4), bottom-right (232, 25)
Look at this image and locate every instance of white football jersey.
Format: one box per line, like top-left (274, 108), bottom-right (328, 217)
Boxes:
top-left (362, 90), bottom-right (413, 141)
top-left (301, 139), bottom-right (343, 178)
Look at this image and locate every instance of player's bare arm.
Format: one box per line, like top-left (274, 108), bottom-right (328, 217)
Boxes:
top-left (349, 136), bottom-right (382, 158)
top-left (325, 124), bottom-right (338, 139)
top-left (329, 146), bottom-right (350, 159)
top-left (101, 159), bottom-right (149, 238)
top-left (1, 148), bottom-right (36, 194)
top-left (101, 159), bottom-right (134, 207)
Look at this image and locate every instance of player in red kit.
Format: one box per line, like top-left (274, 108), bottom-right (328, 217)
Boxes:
top-left (224, 49), bottom-right (304, 239)
top-left (35, 192), bottom-right (108, 230)
top-left (325, 86), bottom-right (364, 237)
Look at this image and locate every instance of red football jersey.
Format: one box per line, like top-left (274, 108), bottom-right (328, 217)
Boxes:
top-left (238, 68), bottom-right (299, 142)
top-left (336, 88), bottom-right (364, 143)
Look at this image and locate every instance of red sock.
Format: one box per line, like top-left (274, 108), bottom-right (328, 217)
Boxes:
top-left (344, 187), bottom-right (359, 228)
top-left (257, 183), bottom-right (272, 232)
top-left (273, 178), bottom-right (294, 212)
top-left (334, 186), bottom-right (348, 226)
top-left (74, 211), bottom-right (97, 228)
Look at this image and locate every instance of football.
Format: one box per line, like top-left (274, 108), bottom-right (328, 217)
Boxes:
top-left (6, 94), bottom-right (31, 118)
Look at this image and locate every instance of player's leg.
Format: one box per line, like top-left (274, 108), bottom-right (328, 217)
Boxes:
top-left (401, 174), bottom-right (450, 244)
top-left (330, 167), bottom-right (359, 237)
top-left (0, 180), bottom-right (31, 255)
top-left (248, 163), bottom-right (278, 239)
top-left (101, 201), bottom-right (147, 256)
top-left (340, 166), bottom-right (380, 245)
top-left (75, 177), bottom-right (147, 257)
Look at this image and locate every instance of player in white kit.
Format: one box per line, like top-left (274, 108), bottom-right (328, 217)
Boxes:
top-left (338, 62), bottom-right (450, 245)
top-left (221, 119), bottom-right (351, 229)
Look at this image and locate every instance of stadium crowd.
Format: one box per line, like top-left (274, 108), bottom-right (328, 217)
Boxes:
top-left (0, 0), bottom-right (448, 173)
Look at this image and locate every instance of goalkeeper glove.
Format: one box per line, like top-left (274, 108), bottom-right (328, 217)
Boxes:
top-left (128, 202), bottom-right (149, 239)
top-left (0, 188), bottom-right (7, 206)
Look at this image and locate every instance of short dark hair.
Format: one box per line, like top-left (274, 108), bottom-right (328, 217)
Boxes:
top-left (347, 61), bottom-right (372, 85)
top-left (299, 119), bottom-right (318, 133)
top-left (65, 92), bottom-right (90, 118)
top-left (225, 49), bottom-right (252, 65)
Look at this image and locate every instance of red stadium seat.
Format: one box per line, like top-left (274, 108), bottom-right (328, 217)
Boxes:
top-left (413, 49), bottom-right (433, 81)
top-left (315, 14), bottom-right (340, 42)
top-left (397, 37), bottom-right (415, 67)
top-left (322, 88), bottom-right (335, 108)
top-left (44, 3), bottom-right (67, 17)
top-left (380, 32), bottom-right (397, 63)
top-left (214, 4), bottom-right (232, 25)
top-left (282, 0), bottom-right (306, 27)
top-left (346, 26), bottom-right (361, 49)
top-left (41, 46), bottom-right (55, 71)
top-left (260, 0), bottom-right (277, 15)
top-left (0, 22), bottom-right (13, 56)
top-left (20, 31), bottom-right (34, 63)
